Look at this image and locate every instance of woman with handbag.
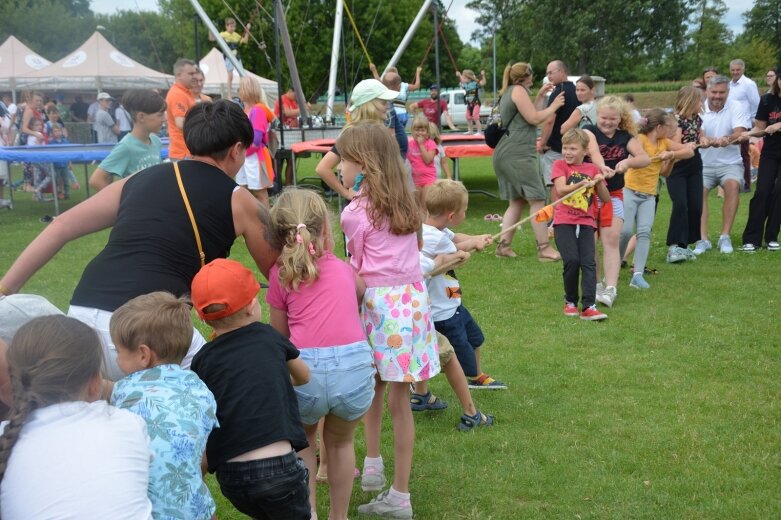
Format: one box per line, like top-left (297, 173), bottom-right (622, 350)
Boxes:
top-left (0, 100), bottom-right (277, 381)
top-left (493, 62), bottom-right (564, 260)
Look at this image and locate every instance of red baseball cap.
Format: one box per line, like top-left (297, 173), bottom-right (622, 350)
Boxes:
top-left (191, 259), bottom-right (260, 321)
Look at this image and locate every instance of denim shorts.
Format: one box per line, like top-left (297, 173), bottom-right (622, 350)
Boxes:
top-left (294, 341), bottom-right (376, 425)
top-left (216, 451), bottom-right (310, 520)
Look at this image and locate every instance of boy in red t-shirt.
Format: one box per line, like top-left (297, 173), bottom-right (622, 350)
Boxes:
top-left (551, 129), bottom-right (610, 320)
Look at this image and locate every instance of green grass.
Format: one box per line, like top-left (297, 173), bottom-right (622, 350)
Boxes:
top-left (1, 158), bottom-right (779, 519)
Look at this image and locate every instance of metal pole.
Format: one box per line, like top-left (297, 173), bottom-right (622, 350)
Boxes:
top-left (187, 0), bottom-right (245, 76)
top-left (325, 0), bottom-right (344, 123)
top-left (433, 4), bottom-right (441, 128)
top-left (274, 0), bottom-right (309, 125)
top-left (385, 0), bottom-right (434, 75)
top-left (492, 22), bottom-right (497, 103)
top-left (273, 0), bottom-right (285, 193)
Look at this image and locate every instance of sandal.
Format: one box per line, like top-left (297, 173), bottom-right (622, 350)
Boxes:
top-left (536, 241), bottom-right (561, 262)
top-left (495, 240), bottom-right (517, 258)
top-left (457, 410), bottom-right (495, 432)
top-left (629, 265), bottom-right (658, 275)
top-left (410, 391), bottom-right (448, 411)
top-left (483, 213), bottom-right (501, 222)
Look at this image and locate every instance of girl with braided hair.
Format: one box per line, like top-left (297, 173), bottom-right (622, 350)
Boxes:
top-left (0, 315), bottom-right (152, 519)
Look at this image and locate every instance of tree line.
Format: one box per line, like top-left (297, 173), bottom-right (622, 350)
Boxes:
top-left (2, 0), bottom-right (778, 99)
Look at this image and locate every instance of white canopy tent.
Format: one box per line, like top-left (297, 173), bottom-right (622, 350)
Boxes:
top-left (0, 36), bottom-right (52, 95)
top-left (17, 32), bottom-right (173, 91)
top-left (199, 48), bottom-right (277, 107)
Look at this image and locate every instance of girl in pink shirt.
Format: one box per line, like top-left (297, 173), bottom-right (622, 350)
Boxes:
top-left (338, 122), bottom-right (440, 518)
top-left (407, 114), bottom-right (439, 210)
top-left (266, 188), bottom-right (374, 520)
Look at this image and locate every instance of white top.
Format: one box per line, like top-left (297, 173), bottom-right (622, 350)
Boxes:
top-left (115, 105), bottom-right (133, 132)
top-left (394, 82), bottom-right (410, 115)
top-left (700, 99), bottom-right (748, 166)
top-left (420, 224), bottom-right (460, 321)
top-left (0, 400), bottom-right (153, 520)
top-left (728, 74), bottom-right (760, 117)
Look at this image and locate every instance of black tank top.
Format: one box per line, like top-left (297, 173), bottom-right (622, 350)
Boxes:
top-left (584, 124), bottom-right (631, 192)
top-left (71, 160), bottom-right (237, 311)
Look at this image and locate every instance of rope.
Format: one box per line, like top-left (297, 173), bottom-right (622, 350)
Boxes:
top-left (342, 1), bottom-right (372, 65)
top-left (437, 23), bottom-right (459, 75)
top-left (219, 0), bottom-right (274, 67)
top-left (416, 0), bottom-right (455, 71)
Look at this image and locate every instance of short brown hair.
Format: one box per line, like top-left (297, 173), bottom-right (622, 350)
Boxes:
top-left (561, 128), bottom-right (590, 149)
top-left (425, 179), bottom-right (468, 217)
top-left (110, 292), bottom-right (193, 364)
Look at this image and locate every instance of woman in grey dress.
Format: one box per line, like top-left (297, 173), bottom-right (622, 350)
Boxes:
top-left (493, 62), bottom-right (564, 260)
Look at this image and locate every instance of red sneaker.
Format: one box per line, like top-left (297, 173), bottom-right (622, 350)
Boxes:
top-left (563, 302), bottom-right (578, 317)
top-left (580, 305), bottom-right (607, 321)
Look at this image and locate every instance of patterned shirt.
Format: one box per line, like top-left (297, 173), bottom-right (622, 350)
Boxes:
top-left (112, 364), bottom-right (218, 520)
top-left (676, 113), bottom-right (702, 144)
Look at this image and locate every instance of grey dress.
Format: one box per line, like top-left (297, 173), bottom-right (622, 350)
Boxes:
top-left (492, 85), bottom-right (546, 201)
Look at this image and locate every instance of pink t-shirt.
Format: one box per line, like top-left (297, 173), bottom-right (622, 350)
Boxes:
top-left (407, 137), bottom-right (438, 187)
top-left (266, 252), bottom-right (366, 349)
top-left (341, 197), bottom-right (422, 288)
top-left (551, 159), bottom-right (599, 227)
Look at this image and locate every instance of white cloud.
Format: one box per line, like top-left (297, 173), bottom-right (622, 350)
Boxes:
top-left (91, 0), bottom-right (159, 15)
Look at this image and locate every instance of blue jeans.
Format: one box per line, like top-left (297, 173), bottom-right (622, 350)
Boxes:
top-left (434, 305), bottom-right (484, 377)
top-left (216, 451), bottom-right (310, 520)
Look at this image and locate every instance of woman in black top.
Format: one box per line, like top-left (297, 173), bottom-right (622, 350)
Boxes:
top-left (0, 100), bottom-right (278, 380)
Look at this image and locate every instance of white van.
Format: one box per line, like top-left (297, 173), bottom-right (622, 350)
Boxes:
top-left (438, 89), bottom-right (493, 126)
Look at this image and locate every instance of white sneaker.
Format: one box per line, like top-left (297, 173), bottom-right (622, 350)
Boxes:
top-left (361, 465), bottom-right (387, 492)
top-left (357, 489), bottom-right (413, 519)
top-left (768, 241), bottom-right (780, 251)
top-left (596, 285), bottom-right (616, 307)
top-left (717, 235), bottom-right (733, 254)
top-left (693, 239), bottom-right (711, 255)
top-left (0, 199), bottom-right (12, 209)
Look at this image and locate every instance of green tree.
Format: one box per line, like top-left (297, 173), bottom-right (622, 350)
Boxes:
top-left (94, 10), bottom-right (180, 74)
top-left (687, 0), bottom-right (733, 75)
top-left (742, 0), bottom-right (781, 64)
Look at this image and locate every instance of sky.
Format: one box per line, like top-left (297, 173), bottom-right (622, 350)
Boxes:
top-left (92, 0), bottom-right (754, 45)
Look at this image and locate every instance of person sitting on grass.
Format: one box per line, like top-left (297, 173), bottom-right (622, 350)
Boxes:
top-left (416, 179), bottom-right (507, 392)
top-left (109, 291), bottom-right (218, 520)
top-left (89, 90), bottom-right (166, 191)
top-left (190, 258), bottom-right (311, 520)
top-left (551, 129), bottom-right (610, 321)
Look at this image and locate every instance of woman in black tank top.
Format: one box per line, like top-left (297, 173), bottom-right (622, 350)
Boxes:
top-left (1, 100), bottom-right (279, 380)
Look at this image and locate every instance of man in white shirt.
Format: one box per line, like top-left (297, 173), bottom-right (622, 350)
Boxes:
top-left (696, 75), bottom-right (749, 255)
top-left (728, 59), bottom-right (760, 191)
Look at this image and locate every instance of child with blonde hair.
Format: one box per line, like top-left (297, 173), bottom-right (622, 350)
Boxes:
top-left (110, 291), bottom-right (218, 520)
top-left (620, 110), bottom-right (695, 288)
top-left (408, 113), bottom-right (438, 209)
top-left (429, 122), bottom-right (453, 179)
top-left (0, 316), bottom-right (152, 519)
top-left (582, 95), bottom-right (650, 308)
top-left (266, 188), bottom-right (375, 520)
top-left (237, 76), bottom-right (276, 207)
top-left (456, 69), bottom-right (487, 134)
top-left (338, 121), bottom-right (440, 518)
top-left (553, 129), bottom-right (611, 320)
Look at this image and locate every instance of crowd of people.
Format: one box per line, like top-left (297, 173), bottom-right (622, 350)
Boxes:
top-left (0, 46), bottom-right (779, 519)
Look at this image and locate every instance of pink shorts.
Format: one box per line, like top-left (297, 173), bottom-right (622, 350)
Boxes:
top-left (466, 104), bottom-right (481, 121)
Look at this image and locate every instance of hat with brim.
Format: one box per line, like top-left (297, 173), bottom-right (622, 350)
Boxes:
top-left (96, 92), bottom-right (113, 101)
top-left (348, 79), bottom-right (399, 113)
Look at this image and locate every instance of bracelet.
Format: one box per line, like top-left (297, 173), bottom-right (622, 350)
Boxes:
top-left (0, 282), bottom-right (11, 296)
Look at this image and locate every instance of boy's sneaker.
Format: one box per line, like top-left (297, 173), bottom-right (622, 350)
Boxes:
top-left (738, 243), bottom-right (756, 253)
top-left (629, 273), bottom-right (650, 289)
top-left (693, 239), bottom-right (711, 255)
top-left (457, 410), bottom-right (495, 432)
top-left (357, 489), bottom-right (413, 519)
top-left (767, 241), bottom-right (780, 251)
top-left (467, 373), bottom-right (507, 390)
top-left (596, 285), bottom-right (616, 307)
top-left (563, 302), bottom-right (579, 317)
top-left (0, 199), bottom-right (12, 210)
top-left (361, 466), bottom-right (387, 492)
top-left (580, 305), bottom-right (607, 321)
top-left (682, 247), bottom-right (697, 260)
top-left (717, 235), bottom-right (733, 254)
top-left (666, 246), bottom-right (687, 264)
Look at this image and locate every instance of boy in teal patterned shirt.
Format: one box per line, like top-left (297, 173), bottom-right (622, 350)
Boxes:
top-left (110, 291), bottom-right (218, 520)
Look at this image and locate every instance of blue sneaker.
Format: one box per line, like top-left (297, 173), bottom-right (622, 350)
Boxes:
top-left (629, 273), bottom-right (650, 289)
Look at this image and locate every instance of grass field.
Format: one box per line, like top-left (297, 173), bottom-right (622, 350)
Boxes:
top-left (1, 157), bottom-right (779, 519)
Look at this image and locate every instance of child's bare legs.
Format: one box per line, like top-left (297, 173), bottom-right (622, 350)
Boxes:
top-left (441, 358), bottom-right (476, 416)
top-left (315, 418), bottom-right (327, 479)
top-left (363, 376), bottom-right (386, 460)
top-left (387, 381), bottom-right (414, 492)
top-left (623, 235), bottom-right (637, 263)
top-left (301, 422), bottom-right (320, 515)
top-left (250, 188), bottom-right (269, 208)
top-left (600, 218), bottom-right (623, 288)
top-left (322, 414), bottom-right (363, 520)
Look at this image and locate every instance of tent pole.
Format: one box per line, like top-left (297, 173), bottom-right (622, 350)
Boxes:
top-left (187, 0), bottom-right (245, 77)
top-left (325, 0), bottom-right (344, 124)
top-left (384, 0), bottom-right (433, 75)
top-left (274, 0), bottom-right (308, 125)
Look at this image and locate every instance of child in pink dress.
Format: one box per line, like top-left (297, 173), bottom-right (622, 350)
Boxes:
top-left (407, 114), bottom-right (439, 209)
top-left (338, 122), bottom-right (440, 519)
